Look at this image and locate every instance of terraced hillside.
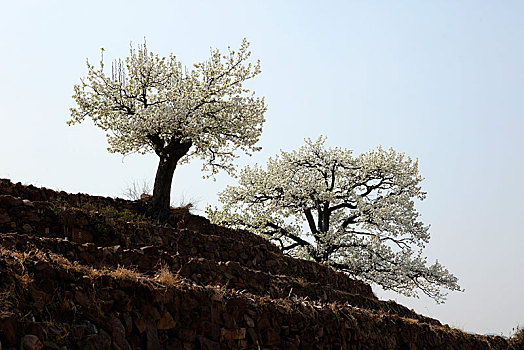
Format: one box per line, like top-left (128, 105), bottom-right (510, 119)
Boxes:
top-left (0, 179), bottom-right (520, 349)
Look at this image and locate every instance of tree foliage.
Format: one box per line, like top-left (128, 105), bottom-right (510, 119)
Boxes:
top-left (69, 39), bottom-right (266, 217)
top-left (208, 137), bottom-right (461, 302)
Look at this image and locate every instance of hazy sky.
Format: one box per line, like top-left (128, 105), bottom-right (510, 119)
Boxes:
top-left (1, 0), bottom-right (523, 336)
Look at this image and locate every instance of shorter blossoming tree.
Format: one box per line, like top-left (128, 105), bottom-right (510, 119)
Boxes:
top-left (207, 137), bottom-right (461, 302)
top-left (69, 39), bottom-right (266, 219)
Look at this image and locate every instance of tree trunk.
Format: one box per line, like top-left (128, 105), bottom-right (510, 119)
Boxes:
top-left (148, 141), bottom-right (192, 220)
top-left (148, 156), bottom-right (178, 220)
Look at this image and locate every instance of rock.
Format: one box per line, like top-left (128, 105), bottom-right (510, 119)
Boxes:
top-left (201, 321), bottom-right (220, 339)
top-left (246, 328), bottom-right (259, 345)
top-left (72, 227), bottom-right (93, 243)
top-left (138, 256), bottom-right (155, 270)
top-left (83, 321), bottom-right (98, 335)
top-left (222, 312), bottom-right (235, 328)
top-left (0, 316), bottom-right (17, 347)
top-left (21, 334), bottom-right (43, 350)
top-left (256, 314), bottom-right (270, 330)
top-left (0, 212), bottom-right (10, 224)
top-left (133, 317), bottom-right (147, 333)
top-left (146, 320), bottom-right (160, 350)
top-left (74, 291), bottom-right (90, 308)
top-left (126, 335), bottom-right (142, 350)
top-left (22, 199), bottom-right (35, 207)
top-left (0, 195), bottom-right (23, 207)
top-left (140, 245), bottom-right (157, 255)
top-left (71, 324), bottom-right (88, 341)
top-left (178, 329), bottom-right (196, 343)
top-left (157, 312), bottom-right (176, 330)
top-left (80, 329), bottom-right (112, 350)
top-left (197, 336), bottom-right (220, 350)
top-left (34, 261), bottom-right (50, 272)
top-left (220, 328), bottom-right (246, 341)
top-left (108, 315), bottom-right (131, 350)
top-left (76, 216), bottom-right (89, 227)
top-left (152, 235), bottom-right (163, 246)
top-left (98, 299), bottom-right (114, 313)
top-left (22, 209), bottom-right (41, 221)
top-left (42, 341), bottom-right (60, 350)
top-left (140, 193), bottom-right (152, 201)
top-left (244, 314), bottom-right (255, 328)
top-left (263, 328), bottom-right (281, 346)
top-left (121, 312), bottom-right (133, 336)
top-left (142, 304), bottom-right (160, 321)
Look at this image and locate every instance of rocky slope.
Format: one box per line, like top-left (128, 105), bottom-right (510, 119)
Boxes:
top-left (0, 179), bottom-right (520, 349)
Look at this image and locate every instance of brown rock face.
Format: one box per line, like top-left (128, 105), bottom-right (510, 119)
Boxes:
top-left (108, 315), bottom-right (131, 350)
top-left (21, 334), bottom-right (43, 350)
top-left (220, 328), bottom-right (246, 341)
top-left (263, 328), bottom-right (281, 346)
top-left (145, 320), bottom-right (160, 350)
top-left (157, 312), bottom-right (176, 330)
top-left (0, 317), bottom-right (17, 347)
top-left (0, 212), bottom-right (10, 224)
top-left (0, 178), bottom-right (521, 350)
top-left (71, 227), bottom-right (93, 243)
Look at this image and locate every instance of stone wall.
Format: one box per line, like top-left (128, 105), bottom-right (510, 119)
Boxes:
top-left (0, 178), bottom-right (521, 349)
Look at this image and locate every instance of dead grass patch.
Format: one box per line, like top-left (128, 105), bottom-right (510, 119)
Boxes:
top-left (0, 284), bottom-right (15, 318)
top-left (111, 265), bottom-right (142, 282)
top-left (15, 269), bottom-right (33, 285)
top-left (41, 321), bottom-right (71, 346)
top-left (154, 264), bottom-right (178, 287)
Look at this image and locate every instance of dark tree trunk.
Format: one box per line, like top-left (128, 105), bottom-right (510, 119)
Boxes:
top-left (148, 156), bottom-right (178, 220)
top-left (148, 140), bottom-right (192, 220)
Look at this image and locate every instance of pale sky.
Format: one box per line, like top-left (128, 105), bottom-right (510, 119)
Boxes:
top-left (1, 0), bottom-right (523, 336)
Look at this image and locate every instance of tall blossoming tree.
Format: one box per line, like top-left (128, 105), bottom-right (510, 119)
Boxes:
top-left (69, 39), bottom-right (266, 218)
top-left (208, 137), bottom-right (461, 302)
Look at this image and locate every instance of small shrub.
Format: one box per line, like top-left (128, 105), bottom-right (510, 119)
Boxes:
top-left (122, 179), bottom-right (152, 201)
top-left (172, 192), bottom-right (200, 214)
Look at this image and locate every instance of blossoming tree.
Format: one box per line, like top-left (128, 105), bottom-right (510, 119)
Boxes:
top-left (207, 137), bottom-right (461, 302)
top-left (69, 39), bottom-right (266, 218)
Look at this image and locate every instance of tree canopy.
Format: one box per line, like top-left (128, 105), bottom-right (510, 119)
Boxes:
top-left (208, 137), bottom-right (461, 302)
top-left (69, 39), bottom-right (266, 217)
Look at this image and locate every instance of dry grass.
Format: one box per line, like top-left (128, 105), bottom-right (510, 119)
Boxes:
top-left (15, 269), bottom-right (33, 285)
top-left (154, 264), bottom-right (178, 287)
top-left (41, 321), bottom-right (71, 346)
top-left (0, 248), bottom-right (32, 318)
top-left (1, 245), bottom-right (184, 302)
top-left (0, 285), bottom-right (15, 318)
top-left (111, 265), bottom-right (142, 282)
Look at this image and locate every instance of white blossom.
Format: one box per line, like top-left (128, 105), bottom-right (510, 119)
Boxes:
top-left (69, 38), bottom-right (266, 176)
top-left (207, 136), bottom-right (462, 303)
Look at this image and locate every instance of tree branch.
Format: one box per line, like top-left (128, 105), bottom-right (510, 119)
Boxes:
top-left (329, 202), bottom-right (357, 213)
top-left (264, 222), bottom-right (312, 249)
top-left (304, 208), bottom-right (318, 235)
top-left (146, 133), bottom-right (165, 156)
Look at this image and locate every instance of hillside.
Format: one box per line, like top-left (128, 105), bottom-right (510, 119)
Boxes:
top-left (0, 179), bottom-right (520, 349)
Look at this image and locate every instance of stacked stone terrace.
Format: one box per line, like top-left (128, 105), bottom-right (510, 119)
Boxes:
top-left (0, 179), bottom-right (519, 349)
